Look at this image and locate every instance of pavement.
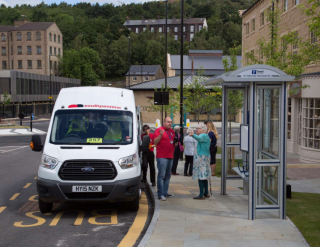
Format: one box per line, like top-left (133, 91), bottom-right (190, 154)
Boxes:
top-left (0, 128), bottom-right (46, 136)
top-left (142, 160), bottom-right (308, 247)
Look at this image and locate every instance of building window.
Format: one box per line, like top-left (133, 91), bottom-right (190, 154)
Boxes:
top-left (54, 61), bottom-right (57, 70)
top-left (36, 32), bottom-right (41, 40)
top-left (260, 49), bottom-right (264, 61)
top-left (174, 27), bottom-right (178, 32)
top-left (251, 50), bottom-right (254, 62)
top-left (10, 46), bottom-right (12, 55)
top-left (17, 32), bottom-right (22, 41)
top-left (1, 33), bottom-right (5, 42)
top-left (37, 46), bottom-right (41, 55)
top-left (49, 33), bottom-right (52, 41)
top-left (136, 28), bottom-right (139, 34)
top-left (2, 47), bottom-right (6, 56)
top-left (190, 26), bottom-right (194, 32)
top-left (260, 12), bottom-right (265, 26)
top-left (159, 27), bottom-right (162, 33)
top-left (27, 32), bottom-right (31, 41)
top-left (292, 31), bottom-right (298, 50)
top-left (190, 34), bottom-right (194, 40)
top-left (28, 60), bottom-right (32, 69)
top-left (183, 26), bottom-right (186, 32)
top-left (281, 37), bottom-right (287, 52)
top-left (58, 35), bottom-right (61, 43)
top-left (199, 25), bottom-right (202, 31)
top-left (267, 6), bottom-right (272, 22)
top-left (288, 98), bottom-right (292, 139)
top-left (144, 76), bottom-right (149, 81)
top-left (174, 35), bottom-right (178, 41)
top-left (54, 34), bottom-right (56, 42)
top-left (252, 18), bottom-right (255, 32)
top-left (294, 0), bottom-right (299, 5)
top-left (303, 99), bottom-right (320, 149)
top-left (2, 61), bottom-right (7, 69)
top-left (58, 48), bottom-right (61, 56)
top-left (27, 46), bottom-right (32, 55)
top-left (311, 30), bottom-right (317, 44)
top-left (37, 60), bottom-right (42, 69)
top-left (143, 27), bottom-right (146, 32)
top-left (50, 46), bottom-right (52, 55)
top-left (246, 23), bottom-right (250, 35)
top-left (151, 27), bottom-right (154, 32)
top-left (283, 0), bottom-right (288, 12)
top-left (18, 60), bottom-right (22, 69)
top-left (17, 46), bottom-right (22, 55)
top-left (50, 61), bottom-right (52, 70)
top-left (167, 27), bottom-right (170, 33)
top-left (54, 47), bottom-right (56, 55)
top-left (132, 76), bottom-right (137, 81)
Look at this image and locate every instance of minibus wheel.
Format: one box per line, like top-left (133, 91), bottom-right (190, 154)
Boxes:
top-left (39, 198), bottom-right (53, 214)
top-left (127, 194), bottom-right (139, 211)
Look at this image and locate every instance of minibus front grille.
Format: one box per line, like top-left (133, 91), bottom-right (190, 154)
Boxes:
top-left (59, 160), bottom-right (117, 181)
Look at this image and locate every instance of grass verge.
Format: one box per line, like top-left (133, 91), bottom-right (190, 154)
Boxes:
top-left (287, 192), bottom-right (320, 247)
top-left (0, 125), bottom-right (29, 129)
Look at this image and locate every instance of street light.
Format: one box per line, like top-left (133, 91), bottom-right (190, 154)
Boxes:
top-left (127, 36), bottom-right (131, 87)
top-left (49, 54), bottom-right (57, 116)
top-left (180, 0), bottom-right (184, 139)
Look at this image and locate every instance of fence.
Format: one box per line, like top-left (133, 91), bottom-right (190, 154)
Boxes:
top-left (0, 102), bottom-right (54, 119)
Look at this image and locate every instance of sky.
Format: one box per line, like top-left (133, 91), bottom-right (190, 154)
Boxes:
top-left (0, 0), bottom-right (152, 7)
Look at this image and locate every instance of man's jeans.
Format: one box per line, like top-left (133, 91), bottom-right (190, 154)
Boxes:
top-left (156, 158), bottom-right (173, 198)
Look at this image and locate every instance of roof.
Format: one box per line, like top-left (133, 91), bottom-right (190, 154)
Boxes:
top-left (189, 50), bottom-right (223, 54)
top-left (169, 55), bottom-right (242, 70)
top-left (126, 65), bottom-right (161, 76)
top-left (0, 22), bottom-right (54, 32)
top-left (241, 0), bottom-right (262, 17)
top-left (123, 18), bottom-right (206, 26)
top-left (127, 76), bottom-right (215, 90)
top-left (300, 71), bottom-right (320, 77)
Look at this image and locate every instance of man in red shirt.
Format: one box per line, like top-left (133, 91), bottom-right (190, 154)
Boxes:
top-left (154, 117), bottom-right (177, 201)
top-left (141, 125), bottom-right (155, 186)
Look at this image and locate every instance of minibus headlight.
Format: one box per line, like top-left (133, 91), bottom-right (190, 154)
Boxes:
top-left (119, 153), bottom-right (138, 169)
top-left (41, 154), bottom-right (58, 169)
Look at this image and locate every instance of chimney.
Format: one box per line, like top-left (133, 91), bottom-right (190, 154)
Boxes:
top-left (141, 16), bottom-right (145, 20)
top-left (126, 16), bottom-right (129, 22)
top-left (157, 15), bottom-right (160, 20)
top-left (14, 20), bottom-right (30, 27)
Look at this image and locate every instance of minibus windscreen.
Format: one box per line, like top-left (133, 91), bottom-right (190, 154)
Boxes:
top-left (50, 110), bottom-right (133, 145)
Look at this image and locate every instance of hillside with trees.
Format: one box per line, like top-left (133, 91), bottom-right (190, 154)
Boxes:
top-left (0, 0), bottom-right (253, 84)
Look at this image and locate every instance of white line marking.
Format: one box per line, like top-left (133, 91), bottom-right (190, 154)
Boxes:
top-left (0, 146), bottom-right (28, 153)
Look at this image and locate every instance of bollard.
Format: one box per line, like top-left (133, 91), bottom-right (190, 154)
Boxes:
top-left (286, 184), bottom-right (292, 199)
top-left (30, 115), bottom-right (33, 132)
top-left (155, 119), bottom-right (160, 128)
top-left (186, 119), bottom-right (190, 127)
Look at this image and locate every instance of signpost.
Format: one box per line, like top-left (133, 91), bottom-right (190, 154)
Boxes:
top-left (30, 113), bottom-right (34, 132)
top-left (18, 112), bottom-right (25, 126)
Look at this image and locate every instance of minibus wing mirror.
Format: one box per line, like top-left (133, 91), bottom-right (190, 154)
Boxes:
top-left (30, 134), bottom-right (43, 152)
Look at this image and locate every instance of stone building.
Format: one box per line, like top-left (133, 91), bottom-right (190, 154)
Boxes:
top-left (0, 20), bottom-right (62, 76)
top-left (123, 17), bottom-right (207, 42)
top-left (126, 65), bottom-right (165, 87)
top-left (240, 0), bottom-right (320, 162)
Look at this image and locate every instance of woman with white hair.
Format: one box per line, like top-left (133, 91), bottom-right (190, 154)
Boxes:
top-left (171, 125), bottom-right (183, 175)
top-left (190, 123), bottom-right (211, 199)
top-left (183, 128), bottom-right (197, 176)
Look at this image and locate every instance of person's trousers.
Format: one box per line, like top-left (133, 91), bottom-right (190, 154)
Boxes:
top-left (198, 179), bottom-right (209, 197)
top-left (184, 155), bottom-right (194, 176)
top-left (156, 158), bottom-right (173, 198)
top-left (172, 148), bottom-right (180, 173)
top-left (142, 152), bottom-right (155, 183)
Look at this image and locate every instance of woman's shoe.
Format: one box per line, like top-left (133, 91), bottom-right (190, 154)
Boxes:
top-left (193, 196), bottom-right (205, 200)
top-left (184, 174), bottom-right (188, 176)
top-left (204, 194), bottom-right (210, 198)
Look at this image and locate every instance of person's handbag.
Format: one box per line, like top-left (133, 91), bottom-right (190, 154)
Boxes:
top-left (178, 134), bottom-right (184, 152)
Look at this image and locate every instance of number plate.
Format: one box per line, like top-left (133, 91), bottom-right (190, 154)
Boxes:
top-left (72, 186), bottom-right (102, 192)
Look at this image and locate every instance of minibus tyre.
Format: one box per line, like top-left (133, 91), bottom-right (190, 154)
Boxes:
top-left (39, 199), bottom-right (53, 214)
top-left (127, 194), bottom-right (139, 211)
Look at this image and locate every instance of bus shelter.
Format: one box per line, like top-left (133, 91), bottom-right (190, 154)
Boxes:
top-left (203, 65), bottom-right (294, 220)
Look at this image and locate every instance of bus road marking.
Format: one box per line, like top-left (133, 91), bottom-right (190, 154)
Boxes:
top-left (10, 193), bottom-right (20, 201)
top-left (0, 206), bottom-right (6, 214)
top-left (23, 183), bottom-right (32, 189)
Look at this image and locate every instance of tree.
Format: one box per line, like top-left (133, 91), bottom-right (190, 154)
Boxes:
top-left (59, 47), bottom-right (105, 86)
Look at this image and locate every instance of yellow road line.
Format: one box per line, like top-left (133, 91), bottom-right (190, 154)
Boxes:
top-left (118, 192), bottom-right (149, 247)
top-left (10, 193), bottom-right (20, 201)
top-left (23, 183), bottom-right (32, 189)
top-left (0, 206), bottom-right (6, 214)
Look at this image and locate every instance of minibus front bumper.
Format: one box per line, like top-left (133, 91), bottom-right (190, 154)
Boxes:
top-left (36, 176), bottom-right (141, 203)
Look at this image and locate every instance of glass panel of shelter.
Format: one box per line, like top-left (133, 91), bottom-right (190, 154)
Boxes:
top-left (256, 85), bottom-right (281, 208)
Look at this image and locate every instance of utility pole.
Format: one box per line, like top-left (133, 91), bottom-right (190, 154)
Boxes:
top-left (127, 37), bottom-right (131, 87)
top-left (180, 0), bottom-right (184, 138)
top-left (165, 0), bottom-right (168, 118)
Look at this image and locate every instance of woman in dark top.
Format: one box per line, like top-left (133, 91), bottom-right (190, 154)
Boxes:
top-left (207, 122), bottom-right (218, 176)
top-left (141, 125), bottom-right (156, 186)
top-left (172, 125), bottom-right (183, 175)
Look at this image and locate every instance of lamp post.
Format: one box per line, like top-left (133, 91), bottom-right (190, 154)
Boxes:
top-left (127, 36), bottom-right (131, 87)
top-left (180, 0), bottom-right (184, 138)
top-left (165, 0), bottom-right (168, 118)
top-left (49, 54), bottom-right (58, 116)
top-left (141, 63), bottom-right (143, 83)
